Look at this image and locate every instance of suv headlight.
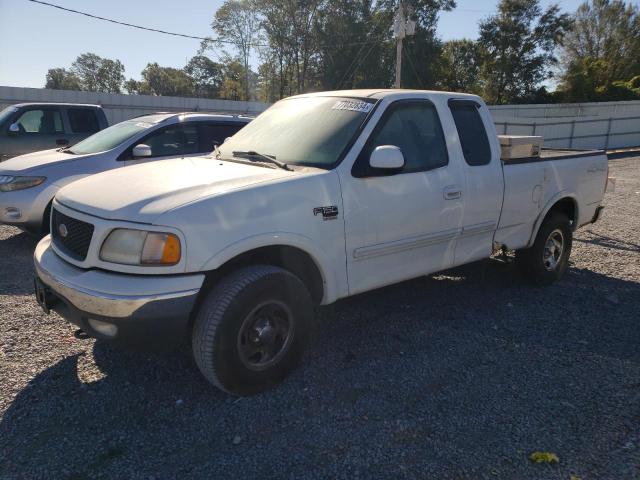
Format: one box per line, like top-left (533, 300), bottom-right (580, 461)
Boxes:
top-left (0, 175), bottom-right (46, 192)
top-left (100, 229), bottom-right (181, 266)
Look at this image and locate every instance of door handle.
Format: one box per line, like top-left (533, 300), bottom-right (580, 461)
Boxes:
top-left (56, 138), bottom-right (69, 146)
top-left (443, 187), bottom-right (462, 200)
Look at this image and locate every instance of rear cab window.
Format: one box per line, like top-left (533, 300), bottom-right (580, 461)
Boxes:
top-left (68, 108), bottom-right (100, 134)
top-left (448, 100), bottom-right (492, 166)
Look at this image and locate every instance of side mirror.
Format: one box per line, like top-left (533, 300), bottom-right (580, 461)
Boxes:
top-left (132, 144), bottom-right (152, 158)
top-left (369, 145), bottom-right (405, 170)
top-left (8, 123), bottom-right (20, 135)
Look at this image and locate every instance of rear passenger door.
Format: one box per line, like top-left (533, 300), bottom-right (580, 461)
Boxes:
top-left (198, 122), bottom-right (246, 152)
top-left (448, 99), bottom-right (503, 266)
top-left (340, 99), bottom-right (465, 294)
top-left (65, 108), bottom-right (101, 146)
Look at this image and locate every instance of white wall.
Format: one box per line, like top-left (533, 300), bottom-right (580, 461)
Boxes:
top-left (0, 86), bottom-right (270, 125)
top-left (1, 86), bottom-right (638, 150)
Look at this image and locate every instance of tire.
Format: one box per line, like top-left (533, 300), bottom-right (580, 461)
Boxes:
top-left (515, 211), bottom-right (572, 286)
top-left (192, 265), bottom-right (313, 396)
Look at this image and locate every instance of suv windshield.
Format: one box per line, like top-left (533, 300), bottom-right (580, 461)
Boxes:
top-left (219, 96), bottom-right (376, 168)
top-left (68, 119), bottom-right (154, 155)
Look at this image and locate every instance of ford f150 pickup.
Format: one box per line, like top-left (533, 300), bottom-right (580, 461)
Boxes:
top-left (33, 89), bottom-right (609, 395)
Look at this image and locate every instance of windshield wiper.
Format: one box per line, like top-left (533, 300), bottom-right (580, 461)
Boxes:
top-left (232, 150), bottom-right (291, 171)
top-left (57, 147), bottom-right (75, 154)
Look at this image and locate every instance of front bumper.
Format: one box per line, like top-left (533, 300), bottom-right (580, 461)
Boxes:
top-left (0, 183), bottom-right (54, 233)
top-left (34, 235), bottom-right (205, 349)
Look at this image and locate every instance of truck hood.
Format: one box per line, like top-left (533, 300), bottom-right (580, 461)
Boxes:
top-left (0, 148), bottom-right (95, 173)
top-left (55, 156), bottom-right (294, 223)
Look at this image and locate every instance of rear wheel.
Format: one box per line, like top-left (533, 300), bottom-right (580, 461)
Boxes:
top-left (192, 265), bottom-right (313, 396)
top-left (515, 212), bottom-right (572, 286)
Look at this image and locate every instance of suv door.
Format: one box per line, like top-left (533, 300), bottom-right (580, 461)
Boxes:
top-left (340, 99), bottom-right (465, 294)
top-left (198, 122), bottom-right (246, 152)
top-left (122, 123), bottom-right (201, 165)
top-left (4, 107), bottom-right (67, 157)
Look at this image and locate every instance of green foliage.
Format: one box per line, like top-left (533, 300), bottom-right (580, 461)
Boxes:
top-left (558, 0), bottom-right (640, 102)
top-left (70, 53), bottom-right (126, 93)
top-left (477, 0), bottom-right (571, 104)
top-left (437, 39), bottom-right (480, 93)
top-left (45, 68), bottom-right (82, 91)
top-left (184, 55), bottom-right (225, 99)
top-left (128, 63), bottom-right (196, 97)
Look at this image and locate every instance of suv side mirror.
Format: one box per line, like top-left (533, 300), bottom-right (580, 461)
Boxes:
top-left (8, 123), bottom-right (20, 135)
top-left (132, 144), bottom-right (152, 158)
top-left (369, 145), bottom-right (405, 170)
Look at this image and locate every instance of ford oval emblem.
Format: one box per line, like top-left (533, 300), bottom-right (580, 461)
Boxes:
top-left (58, 223), bottom-right (68, 238)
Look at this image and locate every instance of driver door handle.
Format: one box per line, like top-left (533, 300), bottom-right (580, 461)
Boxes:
top-left (443, 186), bottom-right (462, 200)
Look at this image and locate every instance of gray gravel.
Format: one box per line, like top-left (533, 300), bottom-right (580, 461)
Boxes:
top-left (1, 157), bottom-right (639, 480)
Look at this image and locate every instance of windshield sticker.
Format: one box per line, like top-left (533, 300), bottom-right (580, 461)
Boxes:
top-left (332, 100), bottom-right (373, 113)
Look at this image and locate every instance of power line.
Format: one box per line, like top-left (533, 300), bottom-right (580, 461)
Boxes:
top-left (26, 0), bottom-right (389, 50)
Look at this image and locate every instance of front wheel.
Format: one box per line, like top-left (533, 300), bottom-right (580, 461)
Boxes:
top-left (192, 265), bottom-right (313, 396)
top-left (515, 212), bottom-right (572, 286)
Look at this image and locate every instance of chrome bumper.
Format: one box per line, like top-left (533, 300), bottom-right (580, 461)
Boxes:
top-left (34, 235), bottom-right (204, 319)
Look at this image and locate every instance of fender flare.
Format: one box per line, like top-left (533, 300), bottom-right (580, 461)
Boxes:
top-left (527, 191), bottom-right (579, 248)
top-left (199, 232), bottom-right (342, 304)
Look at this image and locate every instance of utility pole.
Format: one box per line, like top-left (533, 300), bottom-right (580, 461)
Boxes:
top-left (393, 1), bottom-right (416, 89)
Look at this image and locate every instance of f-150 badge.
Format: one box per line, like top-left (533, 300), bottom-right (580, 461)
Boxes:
top-left (313, 206), bottom-right (339, 220)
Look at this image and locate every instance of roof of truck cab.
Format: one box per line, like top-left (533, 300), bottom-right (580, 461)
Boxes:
top-left (9, 102), bottom-right (101, 108)
top-left (288, 89), bottom-right (480, 100)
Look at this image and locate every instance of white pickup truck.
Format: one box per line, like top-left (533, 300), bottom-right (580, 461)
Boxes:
top-left (33, 89), bottom-right (609, 395)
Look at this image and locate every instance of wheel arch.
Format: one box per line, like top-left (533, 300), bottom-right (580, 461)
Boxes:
top-left (527, 193), bottom-right (578, 248)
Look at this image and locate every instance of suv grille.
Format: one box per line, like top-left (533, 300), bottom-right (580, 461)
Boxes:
top-left (51, 208), bottom-right (94, 261)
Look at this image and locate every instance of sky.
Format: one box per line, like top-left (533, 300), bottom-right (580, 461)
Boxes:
top-left (0, 0), bottom-right (585, 89)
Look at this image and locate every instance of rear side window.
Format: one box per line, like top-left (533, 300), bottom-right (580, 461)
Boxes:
top-left (199, 123), bottom-right (245, 151)
top-left (449, 101), bottom-right (491, 166)
top-left (68, 108), bottom-right (99, 134)
top-left (15, 109), bottom-right (63, 134)
top-left (353, 101), bottom-right (448, 177)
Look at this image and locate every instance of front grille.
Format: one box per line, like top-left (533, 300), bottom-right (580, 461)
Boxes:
top-left (51, 208), bottom-right (94, 261)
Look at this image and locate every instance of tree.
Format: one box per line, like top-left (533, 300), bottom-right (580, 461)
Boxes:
top-left (219, 59), bottom-right (247, 100)
top-left (477, 0), bottom-right (571, 104)
top-left (70, 53), bottom-right (125, 93)
top-left (128, 63), bottom-right (196, 97)
top-left (184, 55), bottom-right (224, 98)
top-left (44, 68), bottom-right (82, 90)
top-left (438, 39), bottom-right (480, 93)
top-left (559, 0), bottom-right (640, 98)
top-left (209, 0), bottom-right (260, 100)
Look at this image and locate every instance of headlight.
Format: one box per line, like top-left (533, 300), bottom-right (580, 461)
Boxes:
top-left (0, 175), bottom-right (46, 192)
top-left (100, 229), bottom-right (181, 266)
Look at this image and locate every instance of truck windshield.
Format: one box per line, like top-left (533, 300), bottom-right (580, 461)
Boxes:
top-left (67, 120), bottom-right (154, 155)
top-left (0, 106), bottom-right (18, 127)
top-left (219, 96), bottom-right (376, 168)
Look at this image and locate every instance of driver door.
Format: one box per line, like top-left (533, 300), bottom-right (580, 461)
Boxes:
top-left (339, 99), bottom-right (465, 295)
top-left (123, 123), bottom-right (200, 165)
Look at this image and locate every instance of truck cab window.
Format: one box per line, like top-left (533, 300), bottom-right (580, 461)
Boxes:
top-left (449, 102), bottom-right (491, 166)
top-left (16, 109), bottom-right (63, 134)
top-left (355, 101), bottom-right (448, 176)
top-left (68, 108), bottom-right (99, 134)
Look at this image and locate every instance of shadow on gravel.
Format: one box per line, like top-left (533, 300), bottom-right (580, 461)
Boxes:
top-left (574, 231), bottom-right (640, 253)
top-left (0, 231), bottom-right (39, 295)
top-left (2, 258), bottom-right (639, 479)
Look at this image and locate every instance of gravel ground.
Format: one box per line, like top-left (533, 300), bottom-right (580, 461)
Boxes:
top-left (1, 156), bottom-right (639, 480)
